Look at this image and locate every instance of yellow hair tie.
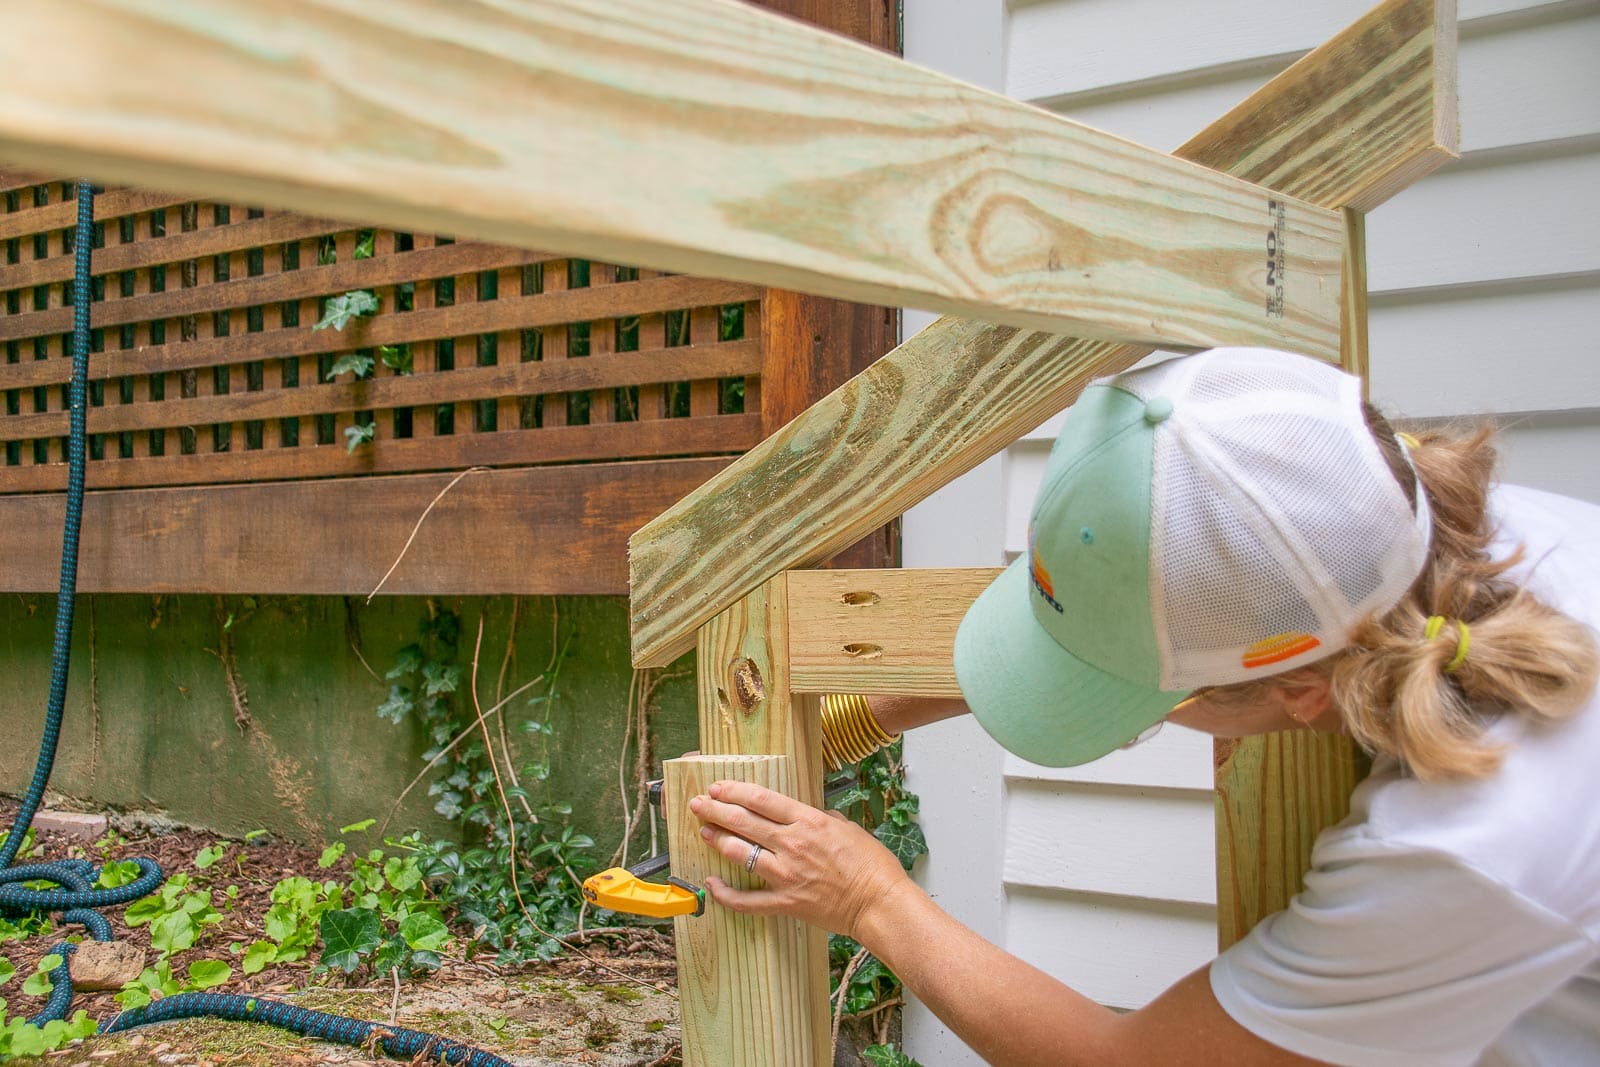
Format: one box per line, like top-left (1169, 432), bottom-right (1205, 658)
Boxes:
top-left (1424, 615), bottom-right (1471, 672)
top-left (1397, 432), bottom-right (1421, 449)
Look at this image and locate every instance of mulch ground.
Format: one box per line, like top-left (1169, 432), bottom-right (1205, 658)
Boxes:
top-left (0, 800), bottom-right (684, 1066)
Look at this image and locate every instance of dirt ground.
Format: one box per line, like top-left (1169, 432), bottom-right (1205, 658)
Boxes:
top-left (1, 803), bottom-right (683, 1066)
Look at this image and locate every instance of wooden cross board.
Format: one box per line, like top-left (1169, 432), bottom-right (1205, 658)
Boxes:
top-left (1, 0), bottom-right (1345, 360)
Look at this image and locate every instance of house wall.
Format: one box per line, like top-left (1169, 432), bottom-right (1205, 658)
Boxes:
top-left (902, 0), bottom-right (1599, 1061)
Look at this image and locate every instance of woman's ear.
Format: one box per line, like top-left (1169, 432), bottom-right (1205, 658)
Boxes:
top-left (1274, 668), bottom-right (1335, 729)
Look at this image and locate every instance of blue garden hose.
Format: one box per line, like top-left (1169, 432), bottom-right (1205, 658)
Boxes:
top-left (5, 180), bottom-right (514, 1066)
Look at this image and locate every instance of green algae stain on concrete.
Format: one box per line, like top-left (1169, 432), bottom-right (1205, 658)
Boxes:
top-left (0, 595), bottom-right (698, 861)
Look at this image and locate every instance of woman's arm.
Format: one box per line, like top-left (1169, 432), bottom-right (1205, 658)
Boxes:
top-left (690, 781), bottom-right (1327, 1067)
top-left (863, 694), bottom-right (969, 735)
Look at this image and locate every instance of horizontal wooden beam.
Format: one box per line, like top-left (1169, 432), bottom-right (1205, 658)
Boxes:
top-left (0, 458), bottom-right (730, 595)
top-left (0, 0), bottom-right (1343, 358)
top-left (786, 568), bottom-right (997, 697)
top-left (629, 0), bottom-right (1458, 667)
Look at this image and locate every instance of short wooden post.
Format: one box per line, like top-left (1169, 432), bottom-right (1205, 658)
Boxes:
top-left (666, 754), bottom-right (827, 1065)
top-left (670, 575), bottom-right (830, 1065)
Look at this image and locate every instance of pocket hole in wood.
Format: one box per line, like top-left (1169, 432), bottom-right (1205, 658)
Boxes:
top-left (840, 591), bottom-right (880, 606)
top-left (842, 643), bottom-right (883, 659)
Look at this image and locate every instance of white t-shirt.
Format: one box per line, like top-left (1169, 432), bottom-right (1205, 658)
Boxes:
top-left (1211, 484), bottom-right (1600, 1067)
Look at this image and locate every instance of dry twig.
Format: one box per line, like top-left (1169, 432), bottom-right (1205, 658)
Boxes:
top-left (367, 466), bottom-right (489, 601)
top-left (832, 945), bottom-right (871, 1061)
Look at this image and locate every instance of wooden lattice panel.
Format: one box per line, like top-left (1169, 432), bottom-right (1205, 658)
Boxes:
top-left (0, 175), bottom-right (763, 493)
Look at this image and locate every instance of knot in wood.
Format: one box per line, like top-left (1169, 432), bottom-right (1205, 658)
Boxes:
top-left (730, 658), bottom-right (764, 714)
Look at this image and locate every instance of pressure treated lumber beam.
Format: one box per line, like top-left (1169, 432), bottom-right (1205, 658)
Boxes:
top-left (0, 0), bottom-right (1343, 358)
top-left (666, 755), bottom-right (828, 1067)
top-left (786, 568), bottom-right (998, 698)
top-left (630, 0), bottom-right (1458, 668)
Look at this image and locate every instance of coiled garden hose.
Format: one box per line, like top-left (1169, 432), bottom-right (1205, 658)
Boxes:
top-left (5, 180), bottom-right (513, 1066)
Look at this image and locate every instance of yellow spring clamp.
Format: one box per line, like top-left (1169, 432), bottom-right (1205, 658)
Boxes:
top-left (581, 851), bottom-right (704, 919)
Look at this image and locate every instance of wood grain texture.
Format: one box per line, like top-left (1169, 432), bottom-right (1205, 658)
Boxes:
top-left (1174, 0), bottom-right (1458, 213)
top-left (1213, 733), bottom-right (1367, 949)
top-left (697, 577), bottom-right (826, 809)
top-left (786, 568), bottom-right (999, 697)
top-left (0, 459), bottom-right (729, 594)
top-left (0, 0), bottom-right (1345, 357)
top-left (629, 0), bottom-right (1459, 668)
top-left (665, 754), bottom-right (829, 1067)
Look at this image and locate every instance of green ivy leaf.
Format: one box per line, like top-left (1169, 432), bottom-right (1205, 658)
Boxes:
top-left (384, 857), bottom-right (423, 894)
top-left (886, 796), bottom-right (920, 827)
top-left (863, 1045), bottom-right (924, 1067)
top-left (386, 645), bottom-right (423, 680)
top-left (313, 289), bottom-right (380, 333)
top-left (325, 352), bottom-right (376, 381)
top-left (398, 912), bottom-right (449, 952)
top-left (320, 908), bottom-right (382, 973)
top-left (318, 842), bottom-right (346, 869)
top-left (343, 423), bottom-right (376, 453)
top-left (187, 960), bottom-right (232, 990)
top-left (873, 820), bottom-right (928, 872)
top-left (195, 844), bottom-right (227, 869)
top-left (376, 685), bottom-right (414, 723)
top-left (828, 787), bottom-right (872, 811)
top-left (378, 344), bottom-right (413, 375)
top-left (0, 957), bottom-right (13, 985)
top-left (422, 662), bottom-right (461, 697)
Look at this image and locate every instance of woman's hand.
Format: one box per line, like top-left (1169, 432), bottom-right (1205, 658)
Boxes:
top-left (688, 781), bottom-right (911, 938)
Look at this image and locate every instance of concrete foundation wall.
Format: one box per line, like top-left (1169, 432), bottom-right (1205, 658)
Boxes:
top-left (0, 593), bottom-right (698, 858)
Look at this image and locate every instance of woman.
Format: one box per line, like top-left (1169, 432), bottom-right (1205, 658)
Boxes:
top-left (687, 347), bottom-right (1600, 1066)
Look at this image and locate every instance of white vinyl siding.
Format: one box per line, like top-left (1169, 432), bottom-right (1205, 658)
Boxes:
top-left (903, 1), bottom-right (1599, 1061)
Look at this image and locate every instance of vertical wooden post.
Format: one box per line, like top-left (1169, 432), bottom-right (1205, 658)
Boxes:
top-left (666, 754), bottom-right (827, 1066)
top-left (669, 574), bottom-right (830, 1065)
top-left (1213, 207), bottom-right (1374, 950)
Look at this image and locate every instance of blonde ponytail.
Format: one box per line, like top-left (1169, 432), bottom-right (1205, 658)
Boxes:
top-left (1329, 413), bottom-right (1599, 780)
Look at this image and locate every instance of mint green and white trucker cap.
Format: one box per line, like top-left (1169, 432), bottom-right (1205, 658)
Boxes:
top-left (953, 347), bottom-right (1434, 767)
